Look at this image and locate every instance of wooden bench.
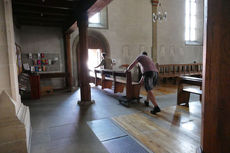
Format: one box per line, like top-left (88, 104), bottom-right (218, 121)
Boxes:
top-left (30, 72), bottom-right (69, 99)
top-left (91, 69), bottom-right (142, 105)
top-left (156, 63), bottom-right (202, 80)
top-left (177, 76), bottom-right (202, 106)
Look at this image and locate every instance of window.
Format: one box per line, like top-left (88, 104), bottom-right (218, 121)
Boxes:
top-left (88, 7), bottom-right (108, 28)
top-left (89, 13), bottom-right (100, 24)
top-left (185, 0), bottom-right (202, 45)
top-left (87, 49), bottom-right (102, 71)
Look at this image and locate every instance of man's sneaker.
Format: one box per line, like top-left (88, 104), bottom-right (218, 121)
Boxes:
top-left (144, 100), bottom-right (149, 107)
top-left (150, 106), bottom-right (161, 115)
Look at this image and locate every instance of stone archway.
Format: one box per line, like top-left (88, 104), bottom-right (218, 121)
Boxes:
top-left (72, 30), bottom-right (110, 87)
top-left (87, 30), bottom-right (111, 56)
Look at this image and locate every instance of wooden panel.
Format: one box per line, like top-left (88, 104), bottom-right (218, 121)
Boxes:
top-left (30, 74), bottom-right (40, 99)
top-left (39, 72), bottom-right (68, 79)
top-left (157, 63), bottom-right (202, 79)
top-left (65, 34), bottom-right (72, 91)
top-left (201, 0), bottom-right (230, 152)
top-left (113, 103), bottom-right (201, 153)
top-left (182, 88), bottom-right (202, 95)
top-left (78, 12), bottom-right (91, 101)
top-left (87, 0), bottom-right (112, 17)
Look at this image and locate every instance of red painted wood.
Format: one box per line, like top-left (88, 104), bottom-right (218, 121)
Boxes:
top-left (65, 34), bottom-right (73, 91)
top-left (30, 74), bottom-right (40, 99)
top-left (77, 12), bottom-right (91, 102)
top-left (201, 0), bottom-right (230, 152)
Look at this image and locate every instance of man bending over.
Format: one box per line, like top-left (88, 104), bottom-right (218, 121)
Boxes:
top-left (125, 51), bottom-right (160, 114)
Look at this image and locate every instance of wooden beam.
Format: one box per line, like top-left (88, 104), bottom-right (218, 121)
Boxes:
top-left (12, 0), bottom-right (77, 9)
top-left (65, 34), bottom-right (73, 91)
top-left (13, 10), bottom-right (70, 17)
top-left (12, 5), bottom-right (72, 15)
top-left (87, 0), bottom-right (112, 17)
top-left (77, 12), bottom-right (91, 102)
top-left (17, 16), bottom-right (66, 22)
top-left (18, 21), bottom-right (63, 27)
top-left (201, 0), bottom-right (230, 152)
top-left (65, 0), bottom-right (113, 34)
top-left (64, 0), bottom-right (97, 32)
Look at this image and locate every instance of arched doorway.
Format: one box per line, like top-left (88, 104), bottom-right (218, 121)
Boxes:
top-left (72, 30), bottom-right (110, 87)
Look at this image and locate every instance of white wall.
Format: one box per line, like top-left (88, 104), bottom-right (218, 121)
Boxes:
top-left (18, 26), bottom-right (66, 89)
top-left (0, 2), bottom-right (11, 96)
top-left (14, 26), bottom-right (21, 45)
top-left (157, 0), bottom-right (203, 64)
top-left (70, 0), bottom-right (204, 83)
top-left (71, 0), bottom-right (153, 70)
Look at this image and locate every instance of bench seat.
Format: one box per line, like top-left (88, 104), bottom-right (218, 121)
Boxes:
top-left (93, 69), bottom-right (141, 100)
top-left (177, 76), bottom-right (202, 106)
top-left (182, 87), bottom-right (202, 95)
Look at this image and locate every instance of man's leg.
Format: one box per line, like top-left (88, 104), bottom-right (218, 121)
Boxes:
top-left (148, 90), bottom-right (161, 114)
top-left (145, 94), bottom-right (150, 106)
top-left (147, 90), bottom-right (158, 106)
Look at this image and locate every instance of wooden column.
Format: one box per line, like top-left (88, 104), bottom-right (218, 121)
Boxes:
top-left (77, 12), bottom-right (92, 103)
top-left (152, 0), bottom-right (158, 62)
top-left (201, 0), bottom-right (230, 152)
top-left (65, 33), bottom-right (73, 91)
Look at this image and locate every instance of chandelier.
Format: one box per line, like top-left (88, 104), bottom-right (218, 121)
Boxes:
top-left (152, 1), bottom-right (167, 22)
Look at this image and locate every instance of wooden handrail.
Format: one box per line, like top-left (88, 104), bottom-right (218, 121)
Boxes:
top-left (93, 69), bottom-right (141, 100)
top-left (156, 63), bottom-right (202, 78)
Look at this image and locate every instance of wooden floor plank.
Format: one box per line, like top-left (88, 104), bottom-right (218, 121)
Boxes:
top-left (113, 102), bottom-right (201, 153)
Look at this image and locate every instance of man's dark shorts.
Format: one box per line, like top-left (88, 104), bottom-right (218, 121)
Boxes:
top-left (143, 71), bottom-right (158, 91)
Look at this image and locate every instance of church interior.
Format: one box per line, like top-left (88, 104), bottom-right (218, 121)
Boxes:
top-left (0, 0), bottom-right (229, 153)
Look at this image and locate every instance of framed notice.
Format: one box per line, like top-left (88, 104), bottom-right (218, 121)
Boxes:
top-left (15, 43), bottom-right (23, 74)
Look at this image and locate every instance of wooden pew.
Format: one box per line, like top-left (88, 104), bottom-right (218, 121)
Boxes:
top-left (177, 76), bottom-right (202, 106)
top-left (92, 69), bottom-right (142, 105)
top-left (156, 63), bottom-right (202, 80)
top-left (113, 71), bottom-right (141, 99)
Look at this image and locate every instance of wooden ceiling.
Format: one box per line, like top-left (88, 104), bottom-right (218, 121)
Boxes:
top-left (12, 0), bottom-right (112, 31)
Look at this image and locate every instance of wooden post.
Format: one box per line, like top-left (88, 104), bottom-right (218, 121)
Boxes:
top-left (30, 74), bottom-right (40, 99)
top-left (152, 0), bottom-right (158, 62)
top-left (201, 0), bottom-right (230, 152)
top-left (126, 71), bottom-right (132, 99)
top-left (65, 33), bottom-right (73, 91)
top-left (77, 12), bottom-right (93, 104)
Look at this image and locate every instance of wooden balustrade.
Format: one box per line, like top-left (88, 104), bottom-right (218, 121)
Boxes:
top-left (156, 63), bottom-right (202, 79)
top-left (90, 69), bottom-right (141, 101)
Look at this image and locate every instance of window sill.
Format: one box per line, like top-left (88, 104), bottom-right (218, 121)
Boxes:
top-left (185, 41), bottom-right (203, 46)
top-left (89, 23), bottom-right (108, 29)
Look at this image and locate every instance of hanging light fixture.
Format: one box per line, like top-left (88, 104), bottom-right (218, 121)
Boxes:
top-left (152, 0), bottom-right (167, 22)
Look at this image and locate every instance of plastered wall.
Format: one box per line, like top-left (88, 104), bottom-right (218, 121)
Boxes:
top-left (71, 0), bottom-right (153, 70)
top-left (16, 26), bottom-right (66, 89)
top-left (157, 0), bottom-right (203, 64)
top-left (0, 2), bottom-right (11, 96)
top-left (70, 0), bottom-right (203, 83)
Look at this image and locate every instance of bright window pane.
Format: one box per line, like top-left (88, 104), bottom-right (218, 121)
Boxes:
top-left (88, 49), bottom-right (101, 71)
top-left (190, 29), bottom-right (196, 41)
top-left (191, 2), bottom-right (197, 15)
top-left (185, 0), bottom-right (197, 42)
top-left (89, 13), bottom-right (100, 24)
top-left (191, 15), bottom-right (196, 29)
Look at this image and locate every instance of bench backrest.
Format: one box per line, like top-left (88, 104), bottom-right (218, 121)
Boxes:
top-left (156, 63), bottom-right (202, 77)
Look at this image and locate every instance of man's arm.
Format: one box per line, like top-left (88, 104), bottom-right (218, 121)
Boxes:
top-left (95, 60), bottom-right (104, 68)
top-left (125, 57), bottom-right (139, 73)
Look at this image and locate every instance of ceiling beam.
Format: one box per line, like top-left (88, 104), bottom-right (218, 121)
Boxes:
top-left (18, 20), bottom-right (64, 27)
top-left (12, 0), bottom-right (78, 9)
top-left (12, 5), bottom-right (72, 15)
top-left (16, 15), bottom-right (66, 22)
top-left (13, 10), bottom-right (70, 17)
top-left (88, 0), bottom-right (112, 17)
top-left (65, 0), bottom-right (113, 34)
